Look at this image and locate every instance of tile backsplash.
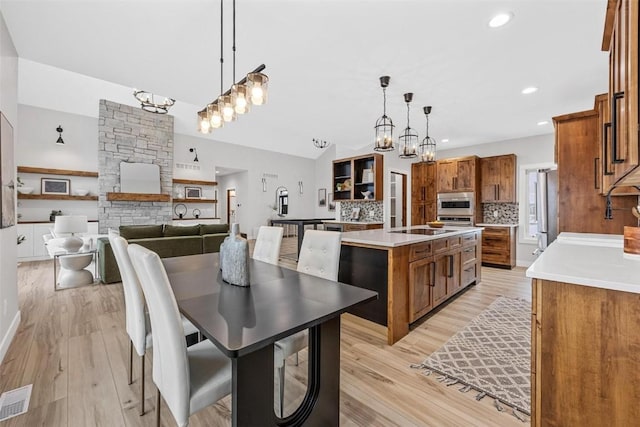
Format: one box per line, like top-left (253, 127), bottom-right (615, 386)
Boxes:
top-left (338, 201), bottom-right (383, 222)
top-left (482, 202), bottom-right (519, 224)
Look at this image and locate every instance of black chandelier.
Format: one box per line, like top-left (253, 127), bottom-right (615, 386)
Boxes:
top-left (313, 138), bottom-right (328, 149)
top-left (133, 90), bottom-right (175, 114)
top-left (374, 76), bottom-right (394, 152)
top-left (197, 0), bottom-right (268, 133)
top-left (418, 106), bottom-right (437, 163)
top-left (398, 93), bottom-right (418, 159)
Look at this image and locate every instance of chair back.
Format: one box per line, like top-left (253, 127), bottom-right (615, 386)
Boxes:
top-left (128, 244), bottom-right (190, 425)
top-left (296, 230), bottom-right (341, 281)
top-left (252, 226), bottom-right (284, 265)
top-left (108, 230), bottom-right (147, 356)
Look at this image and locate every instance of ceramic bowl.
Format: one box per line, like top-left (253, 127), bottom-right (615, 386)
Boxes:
top-left (427, 221), bottom-right (445, 228)
top-left (74, 189), bottom-right (89, 196)
top-left (17, 186), bottom-right (34, 194)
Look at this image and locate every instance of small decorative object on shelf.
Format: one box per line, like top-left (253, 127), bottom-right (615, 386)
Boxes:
top-left (49, 210), bottom-right (62, 222)
top-left (174, 204), bottom-right (187, 219)
top-left (192, 208), bottom-right (201, 219)
top-left (220, 223), bottom-right (250, 287)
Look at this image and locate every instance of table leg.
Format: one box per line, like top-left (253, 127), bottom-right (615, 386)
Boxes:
top-left (232, 344), bottom-right (276, 426)
top-left (297, 223), bottom-right (304, 259)
top-left (53, 255), bottom-right (58, 292)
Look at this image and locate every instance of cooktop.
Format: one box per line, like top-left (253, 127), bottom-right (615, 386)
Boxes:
top-left (389, 228), bottom-right (454, 236)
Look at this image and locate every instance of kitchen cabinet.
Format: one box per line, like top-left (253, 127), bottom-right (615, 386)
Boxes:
top-left (332, 153), bottom-right (383, 201)
top-left (554, 110), bottom-right (637, 234)
top-left (17, 221), bottom-right (99, 261)
top-left (436, 156), bottom-right (479, 193)
top-left (411, 162), bottom-right (436, 225)
top-left (602, 0), bottom-right (639, 185)
top-left (480, 154), bottom-right (516, 203)
top-left (481, 225), bottom-right (516, 269)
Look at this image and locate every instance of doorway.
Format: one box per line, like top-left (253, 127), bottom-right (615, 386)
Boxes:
top-left (227, 188), bottom-right (237, 225)
top-left (390, 172), bottom-right (407, 228)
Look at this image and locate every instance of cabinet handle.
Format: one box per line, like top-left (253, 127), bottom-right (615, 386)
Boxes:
top-left (611, 91), bottom-right (625, 163)
top-left (603, 122), bottom-right (613, 175)
top-left (430, 261), bottom-right (436, 286)
top-left (464, 248), bottom-right (473, 253)
top-left (422, 187), bottom-right (425, 201)
top-left (594, 157), bottom-right (600, 189)
top-left (448, 255), bottom-right (454, 278)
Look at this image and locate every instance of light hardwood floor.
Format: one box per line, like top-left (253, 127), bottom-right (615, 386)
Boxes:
top-left (2, 237), bottom-right (531, 426)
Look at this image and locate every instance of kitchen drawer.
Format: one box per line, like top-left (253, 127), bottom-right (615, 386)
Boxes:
top-left (433, 238), bottom-right (449, 254)
top-left (483, 227), bottom-right (509, 238)
top-left (410, 241), bottom-right (432, 261)
top-left (461, 232), bottom-right (478, 247)
top-left (461, 245), bottom-right (476, 264)
top-left (483, 251), bottom-right (510, 265)
top-left (447, 236), bottom-right (462, 250)
top-left (461, 263), bottom-right (476, 286)
top-left (343, 223), bottom-right (368, 232)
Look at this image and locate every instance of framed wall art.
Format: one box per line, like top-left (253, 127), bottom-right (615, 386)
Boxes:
top-left (185, 186), bottom-right (202, 199)
top-left (318, 188), bottom-right (326, 207)
top-left (328, 193), bottom-right (335, 211)
top-left (41, 178), bottom-right (70, 196)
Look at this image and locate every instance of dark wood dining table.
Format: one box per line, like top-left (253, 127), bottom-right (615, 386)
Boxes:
top-left (162, 252), bottom-right (377, 427)
top-left (269, 218), bottom-right (334, 259)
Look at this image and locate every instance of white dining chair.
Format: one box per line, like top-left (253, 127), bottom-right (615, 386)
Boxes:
top-left (275, 229), bottom-right (342, 416)
top-left (128, 244), bottom-right (232, 427)
top-left (252, 225), bottom-right (284, 265)
top-left (109, 231), bottom-right (200, 416)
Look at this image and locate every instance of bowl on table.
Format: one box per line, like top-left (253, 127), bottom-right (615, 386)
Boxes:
top-left (17, 187), bottom-right (34, 194)
top-left (427, 221), bottom-right (445, 228)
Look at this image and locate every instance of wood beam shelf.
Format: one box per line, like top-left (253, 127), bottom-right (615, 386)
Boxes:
top-left (18, 194), bottom-right (98, 201)
top-left (173, 198), bottom-right (217, 203)
top-left (172, 179), bottom-right (218, 186)
top-left (107, 192), bottom-right (171, 202)
top-left (17, 166), bottom-right (98, 177)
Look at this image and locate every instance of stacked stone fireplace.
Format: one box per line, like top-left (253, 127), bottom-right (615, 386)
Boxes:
top-left (97, 99), bottom-right (174, 233)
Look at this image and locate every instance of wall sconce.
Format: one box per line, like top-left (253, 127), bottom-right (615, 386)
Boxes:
top-left (262, 178), bottom-right (267, 192)
top-left (56, 125), bottom-right (64, 145)
top-left (189, 147), bottom-right (199, 162)
top-left (298, 181), bottom-right (303, 194)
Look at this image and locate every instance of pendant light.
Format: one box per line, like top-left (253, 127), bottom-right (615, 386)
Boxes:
top-left (207, 102), bottom-right (224, 129)
top-left (398, 93), bottom-right (418, 159)
top-left (374, 76), bottom-right (394, 152)
top-left (418, 106), bottom-right (437, 163)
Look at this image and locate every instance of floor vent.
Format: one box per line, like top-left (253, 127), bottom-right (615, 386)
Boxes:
top-left (0, 384), bottom-right (32, 421)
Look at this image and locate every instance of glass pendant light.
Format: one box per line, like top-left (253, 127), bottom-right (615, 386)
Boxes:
top-left (398, 93), bottom-right (418, 159)
top-left (374, 76), bottom-right (394, 152)
top-left (207, 102), bottom-right (224, 129)
top-left (219, 94), bottom-right (237, 122)
top-left (231, 83), bottom-right (251, 114)
top-left (197, 110), bottom-right (211, 133)
top-left (418, 106), bottom-right (437, 163)
top-left (247, 72), bottom-right (269, 105)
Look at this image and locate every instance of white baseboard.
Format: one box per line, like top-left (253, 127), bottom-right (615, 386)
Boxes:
top-left (516, 259), bottom-right (533, 268)
top-left (0, 311), bottom-right (21, 364)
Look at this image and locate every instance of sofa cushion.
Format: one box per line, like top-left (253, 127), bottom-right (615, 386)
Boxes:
top-left (164, 224), bottom-right (200, 236)
top-left (131, 236), bottom-right (203, 258)
top-left (120, 225), bottom-right (164, 240)
top-left (200, 224), bottom-right (229, 235)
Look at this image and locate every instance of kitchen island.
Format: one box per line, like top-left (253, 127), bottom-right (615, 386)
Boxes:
top-left (339, 226), bottom-right (483, 344)
top-left (526, 233), bottom-right (640, 426)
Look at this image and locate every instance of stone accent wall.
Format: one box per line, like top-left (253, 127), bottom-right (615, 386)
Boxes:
top-left (98, 100), bottom-right (174, 233)
top-left (339, 200), bottom-right (383, 222)
top-left (482, 202), bottom-right (519, 224)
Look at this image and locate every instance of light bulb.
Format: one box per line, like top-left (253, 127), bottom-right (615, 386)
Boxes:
top-left (200, 118), bottom-right (210, 133)
top-left (251, 87), bottom-right (264, 105)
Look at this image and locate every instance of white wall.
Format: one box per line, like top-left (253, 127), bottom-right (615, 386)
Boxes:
top-left (0, 10), bottom-right (20, 363)
top-left (438, 133), bottom-right (555, 266)
top-left (314, 144), bottom-right (337, 219)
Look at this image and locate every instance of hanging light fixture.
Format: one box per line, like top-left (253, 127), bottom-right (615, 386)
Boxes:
top-left (313, 138), bottom-right (328, 149)
top-left (196, 0), bottom-right (267, 133)
top-left (374, 76), bottom-right (394, 152)
top-left (398, 93), bottom-right (418, 159)
top-left (133, 90), bottom-right (175, 114)
top-left (56, 125), bottom-right (65, 145)
top-left (418, 106), bottom-right (437, 163)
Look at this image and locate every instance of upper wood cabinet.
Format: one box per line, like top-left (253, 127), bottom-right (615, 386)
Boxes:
top-left (332, 153), bottom-right (383, 201)
top-left (480, 154), bottom-right (516, 203)
top-left (602, 0), bottom-right (639, 185)
top-left (411, 162), bottom-right (436, 225)
top-left (436, 156), bottom-right (479, 193)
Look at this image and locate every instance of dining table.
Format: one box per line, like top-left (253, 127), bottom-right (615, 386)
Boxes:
top-left (162, 252), bottom-right (378, 427)
top-left (268, 218), bottom-right (334, 259)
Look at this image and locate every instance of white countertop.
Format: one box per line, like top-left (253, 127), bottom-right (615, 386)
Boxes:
top-left (340, 226), bottom-right (483, 248)
top-left (322, 220), bottom-right (384, 225)
top-left (475, 223), bottom-right (518, 228)
top-left (526, 232), bottom-right (640, 294)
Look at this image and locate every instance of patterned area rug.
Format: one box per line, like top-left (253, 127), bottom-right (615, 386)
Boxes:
top-left (413, 296), bottom-right (531, 418)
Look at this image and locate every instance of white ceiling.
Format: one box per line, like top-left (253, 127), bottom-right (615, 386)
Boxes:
top-left (1, 0), bottom-right (609, 159)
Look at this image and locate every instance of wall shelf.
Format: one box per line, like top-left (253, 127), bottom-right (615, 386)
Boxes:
top-left (18, 194), bottom-right (98, 201)
top-left (173, 198), bottom-right (218, 203)
top-left (17, 166), bottom-right (98, 177)
top-left (107, 192), bottom-right (170, 202)
top-left (172, 178), bottom-right (218, 186)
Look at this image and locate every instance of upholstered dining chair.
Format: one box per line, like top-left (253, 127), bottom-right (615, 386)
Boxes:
top-left (128, 244), bottom-right (232, 427)
top-left (275, 229), bottom-right (342, 416)
top-left (108, 231), bottom-right (199, 416)
top-left (252, 225), bottom-right (284, 265)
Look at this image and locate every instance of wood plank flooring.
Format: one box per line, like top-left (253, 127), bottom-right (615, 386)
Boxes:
top-left (2, 237), bottom-right (531, 426)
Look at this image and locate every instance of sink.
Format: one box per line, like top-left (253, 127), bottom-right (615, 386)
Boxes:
top-left (389, 228), bottom-right (454, 236)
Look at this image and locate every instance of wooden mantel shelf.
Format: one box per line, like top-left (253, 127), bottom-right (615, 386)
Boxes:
top-left (173, 198), bottom-right (218, 203)
top-left (107, 192), bottom-right (170, 202)
top-left (17, 166), bottom-right (98, 177)
top-left (172, 178), bottom-right (217, 186)
top-left (18, 194), bottom-right (98, 201)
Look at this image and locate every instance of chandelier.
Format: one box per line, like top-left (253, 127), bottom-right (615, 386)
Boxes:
top-left (374, 76), bottom-right (394, 152)
top-left (313, 138), bottom-right (328, 149)
top-left (133, 90), bottom-right (175, 114)
top-left (418, 106), bottom-right (437, 163)
top-left (398, 93), bottom-right (418, 159)
top-left (197, 0), bottom-right (268, 133)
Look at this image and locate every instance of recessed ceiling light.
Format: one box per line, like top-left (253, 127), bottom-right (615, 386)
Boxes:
top-left (215, 170), bottom-right (220, 174)
top-left (521, 87), bottom-right (538, 95)
top-left (489, 12), bottom-right (513, 28)
top-left (441, 139), bottom-right (449, 143)
top-left (537, 120), bottom-right (549, 126)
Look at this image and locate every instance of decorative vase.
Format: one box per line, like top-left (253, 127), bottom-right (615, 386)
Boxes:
top-left (220, 223), bottom-right (250, 287)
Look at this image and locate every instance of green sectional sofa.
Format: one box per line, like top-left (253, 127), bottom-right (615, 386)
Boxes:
top-left (98, 223), bottom-right (230, 284)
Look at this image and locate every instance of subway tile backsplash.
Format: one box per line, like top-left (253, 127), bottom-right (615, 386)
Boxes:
top-left (482, 202), bottom-right (519, 224)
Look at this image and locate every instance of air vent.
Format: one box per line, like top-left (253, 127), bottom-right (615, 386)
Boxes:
top-left (0, 384), bottom-right (32, 421)
top-left (176, 162), bottom-right (201, 171)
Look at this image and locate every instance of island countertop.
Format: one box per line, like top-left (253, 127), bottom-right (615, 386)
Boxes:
top-left (340, 226), bottom-right (484, 248)
top-left (525, 232), bottom-right (640, 293)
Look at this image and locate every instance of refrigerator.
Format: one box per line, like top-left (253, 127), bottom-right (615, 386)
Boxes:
top-left (535, 168), bottom-right (558, 254)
